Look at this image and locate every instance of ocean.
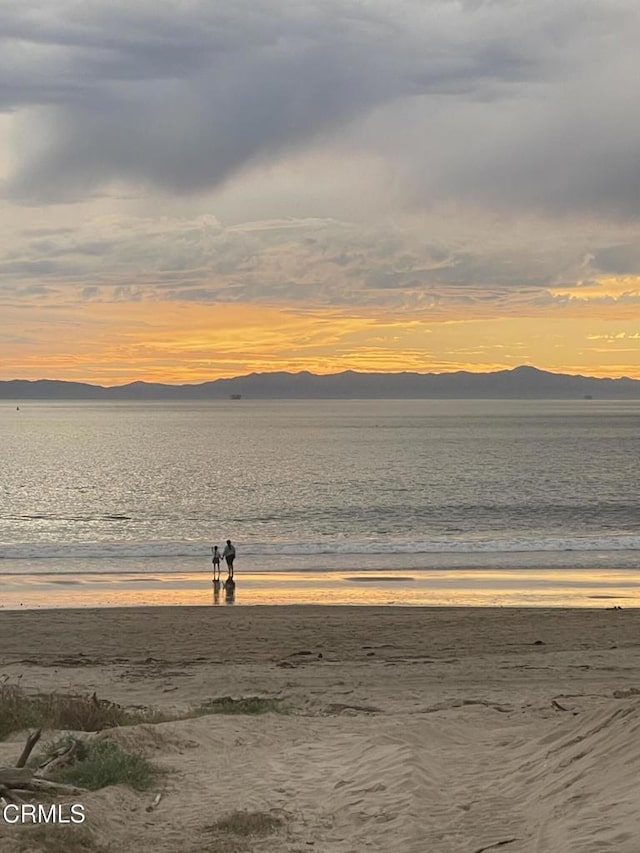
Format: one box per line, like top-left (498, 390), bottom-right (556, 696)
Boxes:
top-left (2, 399), bottom-right (640, 607)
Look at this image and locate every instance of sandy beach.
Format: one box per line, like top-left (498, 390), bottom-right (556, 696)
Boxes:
top-left (1, 605), bottom-right (640, 852)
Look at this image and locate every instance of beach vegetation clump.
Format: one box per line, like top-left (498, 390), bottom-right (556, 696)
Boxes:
top-left (0, 678), bottom-right (166, 739)
top-left (51, 738), bottom-right (159, 791)
top-left (192, 696), bottom-right (286, 716)
top-left (0, 679), bottom-right (42, 739)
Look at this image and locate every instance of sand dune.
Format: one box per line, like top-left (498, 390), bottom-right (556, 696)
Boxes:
top-left (507, 701), bottom-right (640, 851)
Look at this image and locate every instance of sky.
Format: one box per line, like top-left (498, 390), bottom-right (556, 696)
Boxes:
top-left (1, 0), bottom-right (640, 384)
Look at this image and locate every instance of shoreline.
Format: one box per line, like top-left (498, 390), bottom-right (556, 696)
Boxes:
top-left (3, 547), bottom-right (640, 574)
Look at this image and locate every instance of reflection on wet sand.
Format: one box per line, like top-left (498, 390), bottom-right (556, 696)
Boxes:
top-left (1, 568), bottom-right (640, 609)
top-left (212, 578), bottom-right (236, 605)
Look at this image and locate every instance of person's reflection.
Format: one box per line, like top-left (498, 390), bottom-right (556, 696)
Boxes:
top-left (212, 577), bottom-right (236, 605)
top-left (224, 578), bottom-right (236, 605)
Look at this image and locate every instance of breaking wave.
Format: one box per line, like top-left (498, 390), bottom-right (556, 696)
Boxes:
top-left (2, 534), bottom-right (640, 561)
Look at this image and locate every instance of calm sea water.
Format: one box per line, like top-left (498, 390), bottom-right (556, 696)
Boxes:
top-left (1, 399), bottom-right (640, 579)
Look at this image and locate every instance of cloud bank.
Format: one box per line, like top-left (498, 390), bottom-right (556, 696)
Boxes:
top-left (1, 0), bottom-right (638, 219)
top-left (2, 213), bottom-right (640, 319)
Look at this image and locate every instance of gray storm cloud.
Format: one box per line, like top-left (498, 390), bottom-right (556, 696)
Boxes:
top-left (1, 0), bottom-right (639, 218)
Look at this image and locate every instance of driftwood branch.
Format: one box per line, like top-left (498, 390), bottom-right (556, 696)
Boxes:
top-left (0, 784), bottom-right (24, 805)
top-left (16, 728), bottom-right (42, 768)
top-left (146, 792), bottom-right (163, 812)
top-left (0, 731), bottom-right (87, 798)
top-left (0, 769), bottom-right (84, 796)
top-left (28, 778), bottom-right (86, 795)
top-left (37, 739), bottom-right (82, 779)
top-left (0, 767), bottom-right (34, 788)
top-left (473, 840), bottom-right (518, 853)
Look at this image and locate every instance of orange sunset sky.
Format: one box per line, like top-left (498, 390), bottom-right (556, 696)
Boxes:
top-left (1, 2), bottom-right (640, 385)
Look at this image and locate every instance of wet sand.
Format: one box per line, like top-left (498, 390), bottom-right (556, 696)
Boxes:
top-left (1, 565), bottom-right (639, 608)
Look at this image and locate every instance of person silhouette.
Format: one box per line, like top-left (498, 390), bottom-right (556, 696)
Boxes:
top-left (222, 539), bottom-right (236, 579)
top-left (211, 545), bottom-right (221, 581)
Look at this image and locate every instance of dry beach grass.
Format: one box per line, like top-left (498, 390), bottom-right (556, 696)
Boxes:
top-left (1, 605), bottom-right (640, 852)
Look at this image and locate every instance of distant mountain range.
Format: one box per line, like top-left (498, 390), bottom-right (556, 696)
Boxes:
top-left (2, 366), bottom-right (640, 399)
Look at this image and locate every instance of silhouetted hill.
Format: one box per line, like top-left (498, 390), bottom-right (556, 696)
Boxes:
top-left (2, 366), bottom-right (640, 400)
